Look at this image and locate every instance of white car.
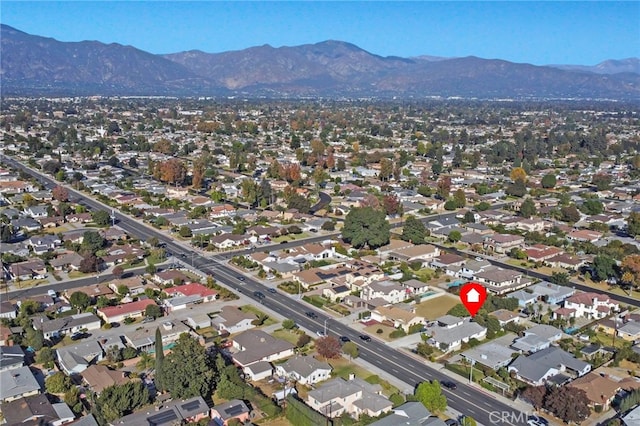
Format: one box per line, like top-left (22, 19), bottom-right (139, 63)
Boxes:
top-left (316, 330), bottom-right (327, 337)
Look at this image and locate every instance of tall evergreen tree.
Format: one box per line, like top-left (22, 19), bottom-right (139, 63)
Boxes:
top-left (155, 327), bottom-right (164, 392)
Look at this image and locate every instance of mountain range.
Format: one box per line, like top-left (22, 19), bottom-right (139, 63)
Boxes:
top-left (1, 24), bottom-right (638, 100)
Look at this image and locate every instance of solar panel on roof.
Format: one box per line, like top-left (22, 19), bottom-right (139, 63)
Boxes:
top-left (225, 404), bottom-right (246, 416)
top-left (181, 400), bottom-right (202, 412)
top-left (148, 409), bottom-right (179, 426)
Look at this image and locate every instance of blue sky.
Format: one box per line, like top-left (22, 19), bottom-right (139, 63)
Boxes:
top-left (1, 1), bottom-right (638, 65)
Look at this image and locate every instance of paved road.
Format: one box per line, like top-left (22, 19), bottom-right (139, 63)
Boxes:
top-left (1, 155), bottom-right (529, 426)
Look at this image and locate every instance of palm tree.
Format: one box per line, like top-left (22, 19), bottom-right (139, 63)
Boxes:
top-left (136, 352), bottom-right (154, 373)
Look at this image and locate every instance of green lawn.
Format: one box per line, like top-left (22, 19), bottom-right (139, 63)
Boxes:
top-left (363, 323), bottom-right (396, 342)
top-left (240, 305), bottom-right (277, 326)
top-left (414, 294), bottom-right (460, 320)
top-left (271, 329), bottom-right (302, 346)
top-left (328, 357), bottom-right (399, 397)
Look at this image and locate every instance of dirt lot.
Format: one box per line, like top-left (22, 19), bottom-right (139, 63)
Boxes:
top-left (414, 294), bottom-right (461, 320)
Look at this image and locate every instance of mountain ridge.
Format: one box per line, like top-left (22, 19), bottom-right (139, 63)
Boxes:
top-left (1, 24), bottom-right (638, 100)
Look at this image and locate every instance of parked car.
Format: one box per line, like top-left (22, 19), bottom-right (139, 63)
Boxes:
top-left (316, 330), bottom-right (327, 337)
top-left (359, 335), bottom-right (372, 342)
top-left (70, 332), bottom-right (90, 341)
top-left (445, 420), bottom-right (459, 426)
top-left (47, 289), bottom-right (57, 297)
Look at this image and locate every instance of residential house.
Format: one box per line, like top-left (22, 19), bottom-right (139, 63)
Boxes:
top-left (210, 233), bottom-right (247, 249)
top-left (369, 402), bottom-right (444, 426)
top-left (162, 283), bottom-right (218, 312)
top-left (63, 284), bottom-right (115, 303)
top-left (114, 396), bottom-right (211, 426)
top-left (306, 375), bottom-right (393, 420)
top-left (529, 282), bottom-right (576, 304)
top-left (56, 340), bottom-right (104, 375)
top-left (323, 285), bottom-right (351, 303)
top-left (386, 244), bottom-right (440, 266)
top-left (547, 253), bottom-right (587, 271)
top-left (32, 312), bottom-right (101, 340)
top-left (186, 313), bottom-right (212, 330)
top-left (0, 346), bottom-right (25, 371)
top-left (562, 292), bottom-right (619, 319)
top-left (1, 393), bottom-right (74, 426)
top-left (108, 276), bottom-right (146, 296)
top-left (400, 279), bottom-right (430, 296)
top-left (568, 372), bottom-right (640, 411)
top-left (0, 301), bottom-right (17, 319)
top-left (474, 267), bottom-right (525, 295)
top-left (124, 321), bottom-right (193, 353)
top-left (483, 234), bottom-right (525, 254)
top-left (524, 245), bottom-right (564, 263)
top-left (275, 355), bottom-right (332, 385)
top-left (490, 309), bottom-right (520, 327)
top-left (508, 346), bottom-right (591, 386)
top-left (458, 259), bottom-right (492, 280)
top-left (210, 399), bottom-right (251, 426)
top-left (361, 280), bottom-right (408, 304)
top-left (461, 338), bottom-right (518, 371)
top-left (371, 306), bottom-right (424, 333)
top-left (0, 365), bottom-right (41, 402)
top-left (153, 269), bottom-right (190, 286)
top-left (231, 329), bottom-right (295, 370)
top-left (49, 251), bottom-right (85, 272)
top-left (427, 315), bottom-right (487, 352)
top-left (568, 229), bottom-right (603, 243)
top-left (81, 365), bottom-right (129, 394)
top-left (9, 259), bottom-right (47, 280)
top-left (429, 253), bottom-right (466, 274)
top-left (212, 306), bottom-right (257, 335)
top-left (97, 299), bottom-right (158, 324)
top-left (511, 324), bottom-right (564, 354)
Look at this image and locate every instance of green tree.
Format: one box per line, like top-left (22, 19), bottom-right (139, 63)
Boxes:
top-left (560, 205), bottom-right (581, 223)
top-left (342, 341), bottom-right (359, 359)
top-left (81, 231), bottom-right (105, 254)
top-left (69, 291), bottom-right (91, 311)
top-left (453, 189), bottom-right (466, 208)
top-left (282, 319), bottom-right (296, 330)
top-left (145, 304), bottom-right (162, 319)
top-left (415, 380), bottom-right (447, 413)
top-left (401, 215), bottom-right (426, 244)
top-left (342, 207), bottom-right (390, 249)
top-left (448, 230), bottom-right (462, 243)
top-left (178, 225), bottom-right (192, 238)
top-left (550, 272), bottom-right (570, 286)
top-left (541, 173), bottom-right (557, 189)
top-left (460, 417), bottom-right (478, 426)
top-left (159, 334), bottom-right (216, 399)
top-left (592, 173), bottom-right (612, 191)
top-left (580, 199), bottom-right (604, 215)
top-left (35, 347), bottom-right (55, 366)
top-left (155, 327), bottom-right (164, 392)
top-left (462, 210), bottom-right (475, 224)
top-left (519, 198), bottom-right (537, 218)
top-left (627, 212), bottom-right (640, 237)
top-left (95, 381), bottom-right (149, 422)
top-left (92, 210), bottom-right (111, 227)
top-left (46, 372), bottom-right (72, 394)
top-left (592, 255), bottom-right (617, 282)
top-left (25, 327), bottom-right (45, 350)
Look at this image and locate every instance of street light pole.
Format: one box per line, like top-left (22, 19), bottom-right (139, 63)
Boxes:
top-left (324, 318), bottom-right (329, 336)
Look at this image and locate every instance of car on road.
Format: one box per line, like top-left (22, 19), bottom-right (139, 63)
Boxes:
top-left (340, 336), bottom-right (350, 343)
top-left (316, 330), bottom-right (327, 337)
top-left (444, 420), bottom-right (459, 426)
top-left (267, 288), bottom-right (277, 294)
top-left (253, 291), bottom-right (265, 299)
top-left (237, 276), bottom-right (245, 281)
top-left (359, 335), bottom-right (371, 342)
top-left (440, 380), bottom-right (457, 390)
top-left (305, 311), bottom-right (318, 319)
